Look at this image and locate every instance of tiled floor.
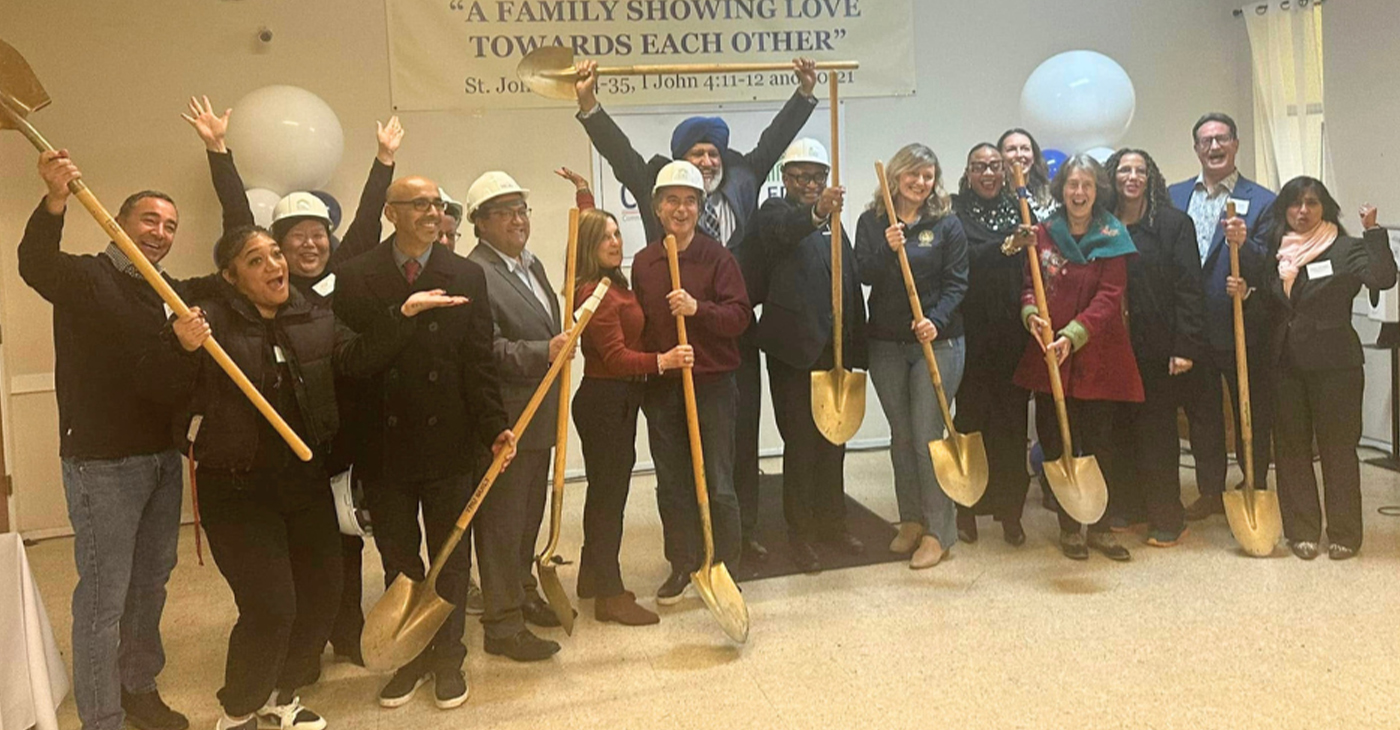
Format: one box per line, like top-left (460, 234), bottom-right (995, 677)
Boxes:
top-left (24, 450), bottom-right (1400, 729)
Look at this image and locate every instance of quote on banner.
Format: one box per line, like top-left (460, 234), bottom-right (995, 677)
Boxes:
top-left (385, 0), bottom-right (915, 111)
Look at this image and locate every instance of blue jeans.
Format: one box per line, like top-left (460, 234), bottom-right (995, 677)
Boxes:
top-left (61, 450), bottom-right (183, 730)
top-left (869, 337), bottom-right (966, 549)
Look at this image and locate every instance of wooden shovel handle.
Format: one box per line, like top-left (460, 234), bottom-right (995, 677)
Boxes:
top-left (664, 235), bottom-right (717, 565)
top-left (542, 208), bottom-right (581, 560)
top-left (1226, 201), bottom-right (1254, 488)
top-left (828, 73), bottom-right (844, 371)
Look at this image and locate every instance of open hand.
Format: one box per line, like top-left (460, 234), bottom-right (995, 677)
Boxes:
top-left (554, 166), bottom-right (590, 192)
top-left (576, 59), bottom-right (599, 112)
top-left (377, 116), bottom-right (404, 165)
top-left (793, 58), bottom-right (817, 96)
top-left (181, 95), bottom-right (230, 153)
top-left (401, 289), bottom-right (469, 317)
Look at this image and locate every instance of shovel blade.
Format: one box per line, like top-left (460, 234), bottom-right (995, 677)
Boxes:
top-left (361, 573), bottom-right (456, 672)
top-left (691, 562), bottom-right (749, 643)
top-left (929, 431), bottom-right (989, 507)
top-left (1223, 488), bottom-right (1282, 557)
top-left (536, 561), bottom-right (576, 636)
top-left (1043, 454), bottom-right (1107, 525)
top-left (0, 39), bottom-right (51, 128)
top-left (516, 46), bottom-right (581, 100)
top-left (811, 368), bottom-right (866, 445)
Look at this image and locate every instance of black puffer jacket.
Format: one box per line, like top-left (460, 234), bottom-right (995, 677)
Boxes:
top-left (156, 284), bottom-right (414, 471)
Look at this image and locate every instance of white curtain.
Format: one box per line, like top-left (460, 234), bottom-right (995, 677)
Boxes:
top-left (1242, 0), bottom-right (1330, 189)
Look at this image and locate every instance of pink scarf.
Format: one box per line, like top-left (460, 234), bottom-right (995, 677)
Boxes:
top-left (1277, 221), bottom-right (1339, 297)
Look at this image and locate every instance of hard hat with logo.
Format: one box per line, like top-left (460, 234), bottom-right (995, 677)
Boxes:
top-left (780, 138), bottom-right (830, 169)
top-left (652, 160), bottom-right (706, 196)
top-left (271, 191), bottom-right (332, 234)
top-left (465, 171), bottom-right (530, 218)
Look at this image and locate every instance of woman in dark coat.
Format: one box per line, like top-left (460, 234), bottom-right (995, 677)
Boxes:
top-left (1101, 148), bottom-right (1206, 547)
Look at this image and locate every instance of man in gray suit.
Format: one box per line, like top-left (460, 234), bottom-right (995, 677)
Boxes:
top-left (464, 171), bottom-right (570, 662)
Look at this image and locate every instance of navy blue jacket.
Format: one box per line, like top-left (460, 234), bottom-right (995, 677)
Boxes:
top-left (1168, 174), bottom-right (1276, 353)
top-left (856, 209), bottom-right (968, 343)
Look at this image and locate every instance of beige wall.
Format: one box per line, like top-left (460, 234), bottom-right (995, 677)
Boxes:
top-left (0, 0), bottom-right (1254, 535)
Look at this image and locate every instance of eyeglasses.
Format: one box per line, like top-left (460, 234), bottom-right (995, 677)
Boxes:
top-left (968, 162), bottom-right (1003, 174)
top-left (484, 204), bottom-right (531, 221)
top-left (439, 232), bottom-right (462, 243)
top-left (783, 171), bottom-right (828, 186)
top-left (388, 198), bottom-right (447, 212)
top-left (1195, 134), bottom-right (1235, 150)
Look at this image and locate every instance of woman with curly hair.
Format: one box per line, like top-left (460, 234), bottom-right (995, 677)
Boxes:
top-left (1101, 148), bottom-right (1206, 547)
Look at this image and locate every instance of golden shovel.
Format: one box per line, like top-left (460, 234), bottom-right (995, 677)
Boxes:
top-left (515, 45), bottom-right (858, 101)
top-left (810, 73), bottom-right (866, 444)
top-left (0, 38), bottom-right (313, 461)
top-left (534, 208), bottom-right (581, 634)
top-left (875, 161), bottom-right (988, 507)
top-left (361, 280), bottom-right (611, 671)
top-left (1220, 201), bottom-right (1282, 556)
top-left (665, 235), bottom-right (749, 644)
top-left (1012, 164), bottom-right (1107, 525)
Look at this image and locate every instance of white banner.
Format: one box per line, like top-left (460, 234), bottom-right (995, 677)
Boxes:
top-left (385, 0), bottom-right (915, 110)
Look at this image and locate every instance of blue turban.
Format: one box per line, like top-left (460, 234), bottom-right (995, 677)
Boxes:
top-left (670, 116), bottom-right (730, 159)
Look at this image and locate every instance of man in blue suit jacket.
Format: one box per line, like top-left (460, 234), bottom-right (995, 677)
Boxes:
top-left (1168, 112), bottom-right (1277, 520)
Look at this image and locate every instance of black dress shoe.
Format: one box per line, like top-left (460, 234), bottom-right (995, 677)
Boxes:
top-left (823, 532), bottom-right (865, 555)
top-left (790, 540), bottom-right (821, 573)
top-left (484, 629), bottom-right (561, 662)
top-left (742, 537), bottom-right (769, 562)
top-left (521, 592), bottom-right (562, 628)
top-left (1002, 519), bottom-right (1026, 547)
top-left (121, 689), bottom-right (189, 730)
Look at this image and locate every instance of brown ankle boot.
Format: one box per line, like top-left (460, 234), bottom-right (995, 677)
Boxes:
top-left (596, 591), bottom-right (660, 626)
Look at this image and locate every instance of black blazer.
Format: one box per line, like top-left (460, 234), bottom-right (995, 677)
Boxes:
top-left (334, 238), bottom-right (508, 482)
top-left (1266, 227), bottom-right (1398, 371)
top-left (751, 195), bottom-right (867, 371)
top-left (1123, 207), bottom-right (1207, 374)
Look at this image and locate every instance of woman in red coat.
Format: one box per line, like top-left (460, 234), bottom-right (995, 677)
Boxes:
top-left (1009, 153), bottom-right (1143, 561)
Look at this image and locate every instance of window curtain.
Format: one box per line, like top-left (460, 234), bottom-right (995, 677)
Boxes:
top-left (1242, 0), bottom-right (1330, 189)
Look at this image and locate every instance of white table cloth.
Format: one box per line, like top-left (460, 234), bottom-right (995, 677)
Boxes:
top-left (0, 532), bottom-right (69, 730)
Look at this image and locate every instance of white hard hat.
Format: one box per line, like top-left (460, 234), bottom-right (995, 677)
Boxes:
top-left (439, 187), bottom-right (463, 219)
top-left (652, 160), bottom-right (705, 196)
top-left (271, 192), bottom-right (332, 228)
top-left (780, 138), bottom-right (830, 169)
top-left (465, 171), bottom-right (530, 218)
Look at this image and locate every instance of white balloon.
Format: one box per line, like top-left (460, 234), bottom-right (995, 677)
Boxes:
top-left (1084, 146), bottom-right (1116, 164)
top-left (1020, 51), bottom-right (1136, 154)
top-left (225, 85), bottom-right (345, 194)
top-left (245, 188), bottom-right (282, 227)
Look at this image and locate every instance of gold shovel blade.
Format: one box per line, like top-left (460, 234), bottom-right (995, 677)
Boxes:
top-left (691, 562), bottom-right (749, 643)
top-left (1043, 454), bottom-right (1108, 525)
top-left (536, 561), bottom-right (576, 636)
top-left (516, 46), bottom-right (581, 100)
top-left (1223, 488), bottom-right (1282, 557)
top-left (811, 369), bottom-right (866, 445)
top-left (929, 431), bottom-right (989, 508)
top-left (0, 39), bottom-right (51, 129)
top-left (360, 573), bottom-right (456, 672)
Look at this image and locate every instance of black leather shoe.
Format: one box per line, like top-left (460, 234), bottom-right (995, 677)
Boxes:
top-left (823, 532), bottom-right (865, 555)
top-left (521, 592), bottom-right (562, 628)
top-left (484, 629), bottom-right (561, 662)
top-left (1002, 519), bottom-right (1026, 547)
top-left (742, 537), bottom-right (769, 562)
top-left (790, 540), bottom-right (821, 573)
top-left (121, 689), bottom-right (189, 730)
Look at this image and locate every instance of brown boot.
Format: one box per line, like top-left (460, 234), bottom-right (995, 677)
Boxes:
top-left (596, 591), bottom-right (660, 626)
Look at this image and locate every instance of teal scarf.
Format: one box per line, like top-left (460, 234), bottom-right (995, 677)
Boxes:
top-left (1046, 211), bottom-right (1136, 264)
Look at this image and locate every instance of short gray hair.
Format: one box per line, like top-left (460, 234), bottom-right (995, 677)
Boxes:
top-left (1049, 154), bottom-right (1110, 215)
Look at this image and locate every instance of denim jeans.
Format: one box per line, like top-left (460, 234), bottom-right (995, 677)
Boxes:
top-left (869, 337), bottom-right (966, 549)
top-left (61, 450), bottom-right (183, 730)
top-left (643, 373), bottom-right (742, 574)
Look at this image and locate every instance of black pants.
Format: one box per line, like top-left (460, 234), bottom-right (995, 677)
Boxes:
top-left (735, 335), bottom-right (763, 540)
top-left (1106, 366), bottom-right (1186, 532)
top-left (367, 471), bottom-right (471, 674)
top-left (1034, 394), bottom-right (1116, 534)
top-left (767, 357), bottom-right (847, 540)
top-left (1183, 347), bottom-right (1274, 493)
top-left (328, 534), bottom-right (364, 655)
top-left (1275, 363), bottom-right (1365, 550)
top-left (198, 473), bottom-right (342, 717)
top-left (953, 368), bottom-right (1030, 523)
top-left (473, 448), bottom-right (550, 640)
top-left (573, 377), bottom-right (645, 598)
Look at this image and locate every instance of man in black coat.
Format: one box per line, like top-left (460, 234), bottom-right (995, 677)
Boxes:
top-left (572, 56), bottom-right (821, 562)
top-left (334, 175), bottom-right (512, 711)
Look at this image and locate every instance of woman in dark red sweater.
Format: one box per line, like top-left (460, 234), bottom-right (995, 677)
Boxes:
top-left (572, 205), bottom-right (692, 625)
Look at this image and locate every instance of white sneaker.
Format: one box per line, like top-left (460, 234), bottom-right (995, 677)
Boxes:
top-left (216, 714), bottom-right (257, 730)
top-left (257, 694), bottom-right (327, 730)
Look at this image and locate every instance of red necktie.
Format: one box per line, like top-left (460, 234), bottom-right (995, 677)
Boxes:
top-left (404, 259), bottom-right (421, 286)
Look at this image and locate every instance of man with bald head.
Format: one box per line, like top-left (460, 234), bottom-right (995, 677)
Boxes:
top-left (335, 175), bottom-right (513, 710)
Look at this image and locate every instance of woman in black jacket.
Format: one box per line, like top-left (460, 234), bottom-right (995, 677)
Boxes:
top-left (951, 143), bottom-right (1033, 546)
top-left (1102, 148), bottom-right (1206, 547)
top-left (1252, 179), bottom-right (1397, 560)
top-left (165, 226), bottom-right (464, 730)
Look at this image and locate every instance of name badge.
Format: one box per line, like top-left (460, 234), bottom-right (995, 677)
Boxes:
top-left (1305, 259), bottom-right (1334, 280)
top-left (313, 272), bottom-right (336, 297)
top-left (1228, 198), bottom-right (1250, 217)
top-left (163, 303), bottom-right (174, 320)
top-left (274, 346), bottom-right (288, 364)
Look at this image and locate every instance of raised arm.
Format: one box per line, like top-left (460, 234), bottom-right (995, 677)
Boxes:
top-left (1353, 205), bottom-right (1398, 291)
top-left (183, 96), bottom-right (255, 235)
top-left (574, 60), bottom-right (659, 222)
top-left (330, 117), bottom-right (402, 269)
top-left (17, 151), bottom-right (101, 308)
top-left (741, 58), bottom-right (819, 175)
